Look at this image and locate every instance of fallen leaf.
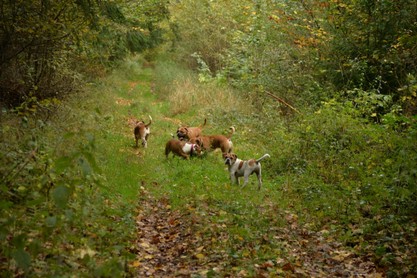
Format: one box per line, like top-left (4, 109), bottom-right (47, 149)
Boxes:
top-left (131, 260), bottom-right (141, 267)
top-left (282, 262), bottom-right (295, 272)
top-left (195, 253), bottom-right (205, 260)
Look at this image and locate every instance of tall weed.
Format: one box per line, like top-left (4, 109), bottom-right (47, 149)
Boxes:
top-left (153, 59), bottom-right (248, 118)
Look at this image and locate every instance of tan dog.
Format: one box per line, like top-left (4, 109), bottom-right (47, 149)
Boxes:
top-left (134, 115), bottom-right (152, 148)
top-left (176, 118), bottom-right (206, 141)
top-left (190, 127), bottom-right (235, 153)
top-left (165, 139), bottom-right (202, 159)
top-left (223, 152), bottom-right (270, 190)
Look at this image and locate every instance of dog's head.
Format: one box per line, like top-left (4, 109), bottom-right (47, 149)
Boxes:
top-left (223, 153), bottom-right (237, 165)
top-left (176, 126), bottom-right (189, 141)
top-left (191, 143), bottom-right (203, 156)
top-left (190, 137), bottom-right (204, 148)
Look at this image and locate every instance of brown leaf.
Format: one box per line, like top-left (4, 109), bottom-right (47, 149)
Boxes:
top-left (282, 262), bottom-right (295, 272)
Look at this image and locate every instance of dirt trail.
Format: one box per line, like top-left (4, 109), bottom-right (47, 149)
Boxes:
top-left (131, 188), bottom-right (381, 277)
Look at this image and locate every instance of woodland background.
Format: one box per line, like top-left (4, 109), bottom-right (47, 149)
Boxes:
top-left (1, 0), bottom-right (416, 276)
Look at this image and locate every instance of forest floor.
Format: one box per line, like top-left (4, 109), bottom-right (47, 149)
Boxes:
top-left (132, 189), bottom-right (379, 277)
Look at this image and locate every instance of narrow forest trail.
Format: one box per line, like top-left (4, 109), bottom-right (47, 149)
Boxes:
top-left (112, 64), bottom-right (382, 277)
top-left (132, 192), bottom-right (378, 277)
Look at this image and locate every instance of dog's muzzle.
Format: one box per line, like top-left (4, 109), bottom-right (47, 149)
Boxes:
top-left (224, 158), bottom-right (232, 165)
top-left (177, 131), bottom-right (186, 140)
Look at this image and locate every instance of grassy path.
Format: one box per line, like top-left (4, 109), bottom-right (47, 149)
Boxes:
top-left (96, 59), bottom-right (380, 277)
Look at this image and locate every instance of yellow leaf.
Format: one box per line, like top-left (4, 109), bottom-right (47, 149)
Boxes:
top-left (140, 242), bottom-right (150, 248)
top-left (195, 253), bottom-right (205, 260)
top-left (131, 260), bottom-right (141, 267)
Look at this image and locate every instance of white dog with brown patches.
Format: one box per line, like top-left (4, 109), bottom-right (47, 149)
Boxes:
top-left (223, 152), bottom-right (270, 190)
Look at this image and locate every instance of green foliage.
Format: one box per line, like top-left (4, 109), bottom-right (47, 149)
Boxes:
top-left (168, 0), bottom-right (245, 71)
top-left (323, 0), bottom-right (417, 111)
top-left (165, 0), bottom-right (417, 116)
top-left (263, 102), bottom-right (417, 274)
top-left (0, 0), bottom-right (93, 106)
top-left (0, 83), bottom-right (136, 276)
top-left (0, 0), bottom-right (168, 108)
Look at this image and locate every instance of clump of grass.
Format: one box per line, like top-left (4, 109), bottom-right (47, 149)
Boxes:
top-left (153, 59), bottom-right (247, 117)
top-left (167, 79), bottom-right (243, 116)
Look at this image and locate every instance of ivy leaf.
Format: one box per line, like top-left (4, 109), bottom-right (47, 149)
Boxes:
top-left (52, 185), bottom-right (71, 209)
top-left (78, 156), bottom-right (92, 177)
top-left (12, 248), bottom-right (31, 271)
top-left (82, 152), bottom-right (100, 173)
top-left (54, 156), bottom-right (73, 174)
top-left (45, 215), bottom-right (57, 228)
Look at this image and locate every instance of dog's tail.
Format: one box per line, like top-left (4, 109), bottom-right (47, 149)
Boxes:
top-left (146, 115), bottom-right (152, 127)
top-left (227, 126), bottom-right (235, 139)
top-left (256, 154), bottom-right (270, 163)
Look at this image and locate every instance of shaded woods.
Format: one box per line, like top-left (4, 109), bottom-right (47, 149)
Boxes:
top-left (1, 0), bottom-right (416, 276)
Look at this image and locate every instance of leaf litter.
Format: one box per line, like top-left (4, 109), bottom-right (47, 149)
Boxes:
top-left (132, 187), bottom-right (383, 277)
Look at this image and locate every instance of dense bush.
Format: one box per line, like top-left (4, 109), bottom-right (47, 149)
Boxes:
top-left (0, 0), bottom-right (167, 108)
top-left (264, 102), bottom-right (417, 274)
top-left (166, 0), bottom-right (417, 116)
top-left (0, 89), bottom-right (135, 276)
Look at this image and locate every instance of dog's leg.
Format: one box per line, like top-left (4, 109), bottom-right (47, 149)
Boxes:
top-left (242, 173), bottom-right (249, 188)
top-left (252, 164), bottom-right (263, 190)
top-left (241, 171), bottom-right (251, 188)
top-left (236, 174), bottom-right (241, 186)
top-left (256, 170), bottom-right (262, 190)
top-left (142, 138), bottom-right (147, 148)
top-left (230, 173), bottom-right (238, 185)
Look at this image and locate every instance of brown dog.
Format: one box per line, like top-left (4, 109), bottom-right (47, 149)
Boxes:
top-left (190, 126), bottom-right (235, 153)
top-left (176, 118), bottom-right (207, 141)
top-left (223, 152), bottom-right (270, 190)
top-left (134, 115), bottom-right (152, 148)
top-left (165, 139), bottom-right (202, 159)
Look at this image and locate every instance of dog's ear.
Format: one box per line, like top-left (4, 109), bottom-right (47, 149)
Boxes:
top-left (196, 138), bottom-right (203, 146)
top-left (222, 153), bottom-right (228, 159)
top-left (232, 153), bottom-right (237, 159)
